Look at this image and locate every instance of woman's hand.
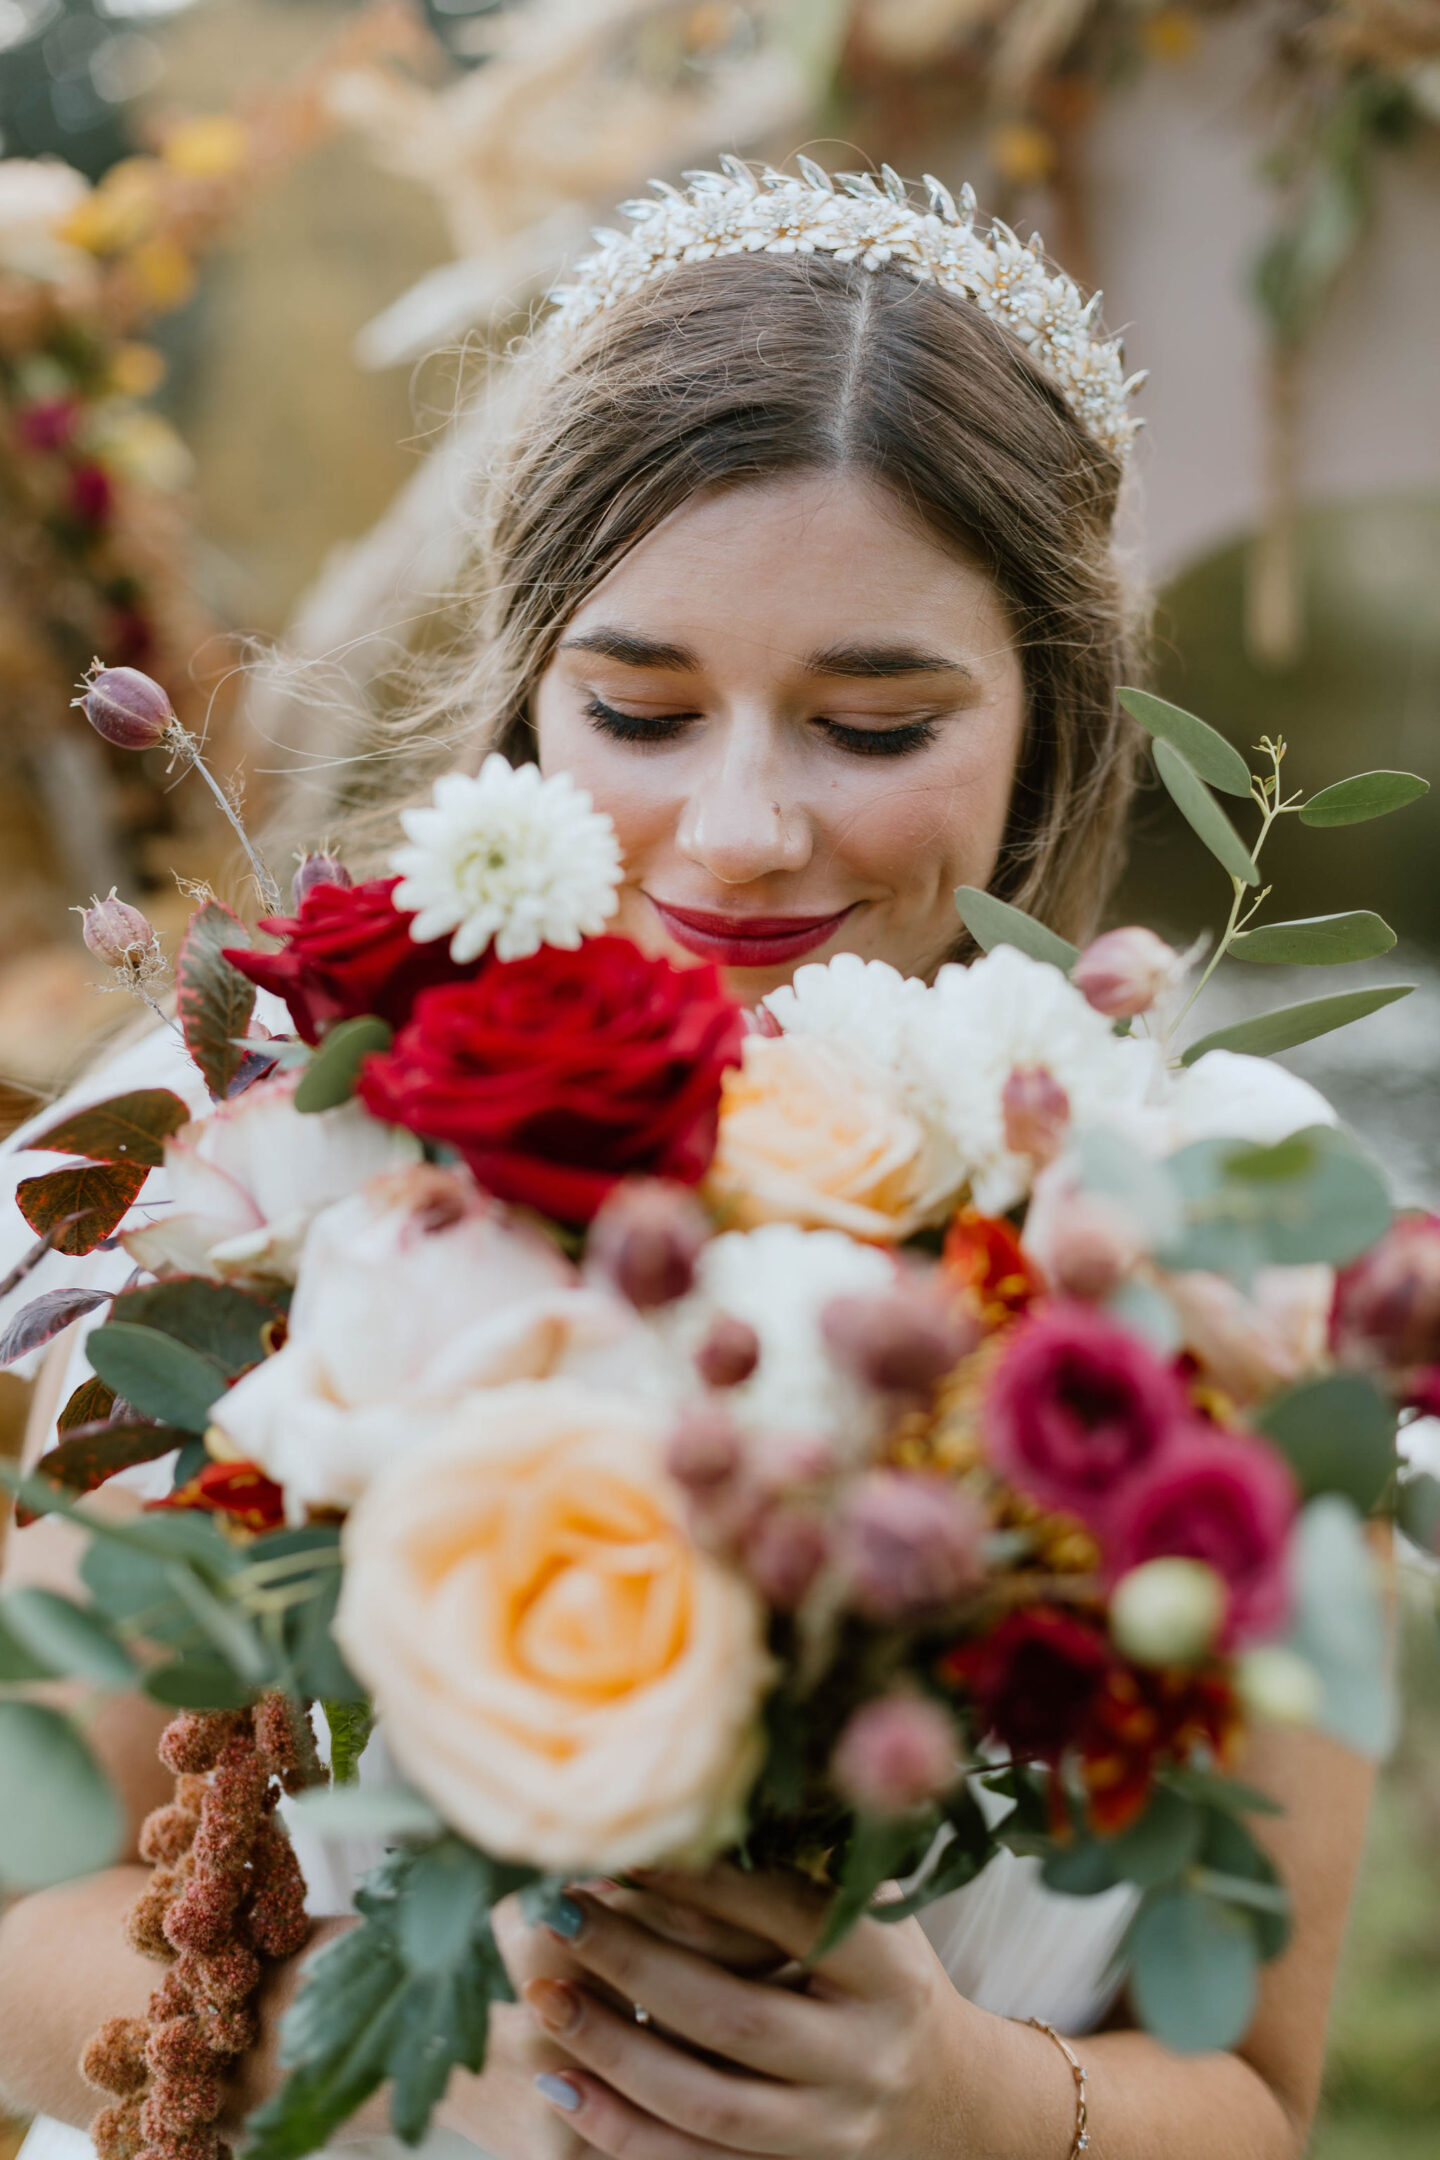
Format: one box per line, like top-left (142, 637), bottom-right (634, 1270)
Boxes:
top-left (518, 1866), bottom-right (997, 2160)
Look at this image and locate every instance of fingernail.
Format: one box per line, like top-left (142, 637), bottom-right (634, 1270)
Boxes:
top-left (569, 1876), bottom-right (617, 1897)
top-left (540, 1894), bottom-right (586, 1941)
top-left (524, 1978), bottom-right (581, 2036)
top-left (535, 2073), bottom-right (581, 2112)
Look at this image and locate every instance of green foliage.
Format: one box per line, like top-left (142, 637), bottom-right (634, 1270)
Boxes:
top-left (1117, 688), bottom-right (1252, 797)
top-left (25, 1088), bottom-right (191, 1169)
top-left (84, 1321), bottom-right (230, 1433)
top-left (0, 1702), bottom-right (124, 1891)
top-left (952, 888), bottom-right (1077, 972)
top-left (295, 1015), bottom-right (394, 1114)
top-left (1228, 910), bottom-right (1396, 965)
top-left (1159, 1126), bottom-right (1392, 1279)
top-left (15, 1159), bottom-right (149, 1257)
top-left (1127, 1884), bottom-right (1260, 2053)
top-left (1253, 1373), bottom-right (1396, 1512)
top-left (809, 1814), bottom-right (937, 1962)
top-left (176, 901), bottom-right (256, 1100)
top-left (0, 1588), bottom-right (137, 1690)
top-left (1396, 1473), bottom-right (1440, 1558)
top-left (1285, 1497), bottom-right (1396, 1758)
top-left (1152, 740), bottom-right (1259, 886)
top-left (324, 1701), bottom-right (376, 1786)
top-left (23, 1422), bottom-right (194, 1513)
top-left (1181, 984), bottom-right (1414, 1064)
top-left (1299, 771), bottom-right (1429, 827)
top-left (111, 1277), bottom-right (284, 1375)
top-left (870, 1790), bottom-right (993, 1923)
top-left (144, 1658), bottom-right (260, 1711)
top-left (245, 1840), bottom-right (531, 2157)
top-left (290, 1787), bottom-right (444, 1842)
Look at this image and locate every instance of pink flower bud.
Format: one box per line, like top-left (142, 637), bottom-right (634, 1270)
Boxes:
top-left (1037, 1190), bottom-right (1144, 1301)
top-left (1073, 926), bottom-right (1176, 1019)
top-left (74, 663), bottom-right (176, 751)
top-left (79, 889), bottom-right (156, 968)
top-left (1333, 1213), bottom-right (1440, 1376)
top-left (693, 1312), bottom-right (760, 1388)
top-left (290, 852), bottom-right (353, 908)
top-left (821, 1289), bottom-right (974, 1397)
top-left (748, 1003), bottom-right (784, 1038)
top-left (840, 1472), bottom-right (986, 1619)
top-left (1001, 1065), bottom-right (1070, 1164)
top-left (588, 1180), bottom-right (710, 1309)
top-left (832, 1696), bottom-right (959, 1817)
top-left (743, 1506), bottom-right (829, 1609)
top-left (664, 1408), bottom-right (744, 1493)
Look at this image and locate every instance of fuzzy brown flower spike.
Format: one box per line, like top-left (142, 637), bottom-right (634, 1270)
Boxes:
top-left (84, 1698), bottom-right (322, 2160)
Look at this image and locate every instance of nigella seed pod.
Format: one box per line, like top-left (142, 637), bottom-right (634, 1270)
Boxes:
top-left (1001, 1064), bottom-right (1070, 1164)
top-left (74, 663), bottom-right (176, 751)
top-left (693, 1312), bottom-right (760, 1388)
top-left (588, 1180), bottom-right (710, 1309)
top-left (80, 890), bottom-right (156, 968)
top-left (290, 851), bottom-right (353, 908)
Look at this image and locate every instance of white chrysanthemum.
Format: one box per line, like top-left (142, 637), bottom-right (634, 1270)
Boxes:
top-left (665, 1223), bottom-right (895, 1448)
top-left (390, 757), bottom-right (622, 964)
top-left (760, 954), bottom-right (929, 1090)
top-left (906, 946), bottom-right (1161, 1214)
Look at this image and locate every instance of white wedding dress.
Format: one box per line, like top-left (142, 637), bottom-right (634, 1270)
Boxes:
top-left (1, 1024), bottom-right (1140, 2160)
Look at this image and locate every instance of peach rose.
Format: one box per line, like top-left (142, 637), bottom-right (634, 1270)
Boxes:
top-left (335, 1381), bottom-right (774, 1873)
top-left (706, 1034), bottom-right (954, 1243)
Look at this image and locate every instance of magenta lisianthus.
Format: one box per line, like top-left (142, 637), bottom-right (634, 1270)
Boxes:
top-left (983, 1301), bottom-right (1190, 1529)
top-left (1104, 1429), bottom-right (1298, 1649)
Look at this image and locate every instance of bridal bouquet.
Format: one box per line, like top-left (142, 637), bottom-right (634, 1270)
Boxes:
top-left (1, 667), bottom-right (1434, 2160)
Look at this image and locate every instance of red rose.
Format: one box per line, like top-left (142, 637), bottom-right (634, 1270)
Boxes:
top-left (944, 1607), bottom-right (1112, 1763)
top-left (357, 936), bottom-right (745, 1224)
top-left (227, 876), bottom-right (476, 1044)
top-left (1105, 1429), bottom-right (1297, 1648)
top-left (984, 1301), bottom-right (1190, 1530)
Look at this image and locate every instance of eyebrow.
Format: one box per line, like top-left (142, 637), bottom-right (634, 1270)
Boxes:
top-left (558, 629), bottom-right (976, 682)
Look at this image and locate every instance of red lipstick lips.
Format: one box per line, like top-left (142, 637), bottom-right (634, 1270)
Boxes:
top-left (648, 898), bottom-right (856, 968)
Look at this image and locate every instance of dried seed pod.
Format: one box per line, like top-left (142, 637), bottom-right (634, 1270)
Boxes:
top-left (82, 2018), bottom-right (151, 2096)
top-left (76, 664), bottom-right (176, 752)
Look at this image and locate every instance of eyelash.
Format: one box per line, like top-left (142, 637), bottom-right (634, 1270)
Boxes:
top-left (582, 696), bottom-right (939, 760)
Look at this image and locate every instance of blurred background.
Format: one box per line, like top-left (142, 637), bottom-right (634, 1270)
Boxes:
top-left (0, 5), bottom-right (1437, 2155)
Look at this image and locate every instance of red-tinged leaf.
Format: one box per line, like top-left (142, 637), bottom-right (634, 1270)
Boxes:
top-left (0, 1288), bottom-right (112, 1368)
top-left (57, 1376), bottom-right (115, 1433)
top-left (177, 903), bottom-right (255, 1101)
top-left (25, 1090), bottom-right (191, 1170)
top-left (16, 1162), bottom-right (149, 1257)
top-left (16, 1422), bottom-right (188, 1524)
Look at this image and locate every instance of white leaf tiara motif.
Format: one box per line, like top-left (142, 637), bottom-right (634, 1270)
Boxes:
top-left (547, 157), bottom-right (1147, 463)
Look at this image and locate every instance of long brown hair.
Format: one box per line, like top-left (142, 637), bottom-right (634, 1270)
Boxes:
top-left (345, 248), bottom-right (1146, 946)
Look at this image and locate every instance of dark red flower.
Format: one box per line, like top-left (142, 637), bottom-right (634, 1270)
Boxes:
top-left (1332, 1211), bottom-right (1440, 1408)
top-left (147, 1460), bottom-right (285, 1534)
top-left (942, 1606), bottom-right (1112, 1763)
top-left (940, 1208), bottom-right (1043, 1328)
top-left (18, 397), bottom-right (79, 453)
top-left (1105, 1429), bottom-right (1297, 1648)
top-left (1080, 1663), bottom-right (1241, 1832)
top-left (225, 876), bottom-right (476, 1044)
top-left (358, 936), bottom-right (745, 1224)
top-left (984, 1302), bottom-right (1189, 1529)
top-left (69, 462), bottom-right (114, 525)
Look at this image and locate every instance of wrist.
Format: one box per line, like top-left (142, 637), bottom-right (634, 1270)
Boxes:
top-left (956, 2010), bottom-right (1087, 2160)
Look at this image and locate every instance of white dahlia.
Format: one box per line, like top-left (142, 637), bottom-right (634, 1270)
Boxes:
top-left (390, 756), bottom-right (622, 964)
top-left (760, 953), bottom-right (929, 1089)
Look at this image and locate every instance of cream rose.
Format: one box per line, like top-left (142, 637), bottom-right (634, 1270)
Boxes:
top-left (336, 1381), bottom-right (774, 1873)
top-left (706, 1033), bottom-right (954, 1242)
top-left (210, 1166), bottom-right (628, 1515)
top-left (1164, 1263), bottom-right (1335, 1405)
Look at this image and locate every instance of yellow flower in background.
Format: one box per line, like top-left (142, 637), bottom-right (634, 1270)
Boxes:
top-left (988, 121), bottom-right (1056, 188)
top-left (109, 343), bottom-right (167, 399)
top-left (337, 1382), bottom-right (774, 1873)
top-left (61, 158), bottom-right (157, 256)
top-left (1141, 6), bottom-right (1201, 64)
top-left (163, 116), bottom-right (249, 181)
top-left (129, 237), bottom-right (196, 312)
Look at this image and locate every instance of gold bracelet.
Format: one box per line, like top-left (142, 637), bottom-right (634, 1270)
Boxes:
top-left (1027, 2018), bottom-right (1090, 2158)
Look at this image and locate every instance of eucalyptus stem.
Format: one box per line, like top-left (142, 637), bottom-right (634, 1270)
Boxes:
top-left (166, 722), bottom-right (284, 914)
top-left (1170, 737), bottom-right (1301, 1036)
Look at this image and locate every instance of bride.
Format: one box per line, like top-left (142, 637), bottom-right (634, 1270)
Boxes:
top-left (0, 163), bottom-right (1374, 2160)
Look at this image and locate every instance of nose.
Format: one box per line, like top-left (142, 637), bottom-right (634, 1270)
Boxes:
top-left (674, 719), bottom-right (813, 885)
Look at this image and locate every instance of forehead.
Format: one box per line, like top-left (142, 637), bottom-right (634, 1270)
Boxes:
top-left (560, 470), bottom-right (1015, 672)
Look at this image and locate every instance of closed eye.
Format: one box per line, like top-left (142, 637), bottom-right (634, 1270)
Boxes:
top-left (585, 696), bottom-right (939, 759)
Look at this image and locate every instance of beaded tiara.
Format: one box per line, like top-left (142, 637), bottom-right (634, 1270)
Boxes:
top-left (547, 158), bottom-right (1146, 463)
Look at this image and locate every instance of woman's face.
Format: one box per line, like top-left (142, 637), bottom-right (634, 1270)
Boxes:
top-left (533, 470), bottom-right (1026, 996)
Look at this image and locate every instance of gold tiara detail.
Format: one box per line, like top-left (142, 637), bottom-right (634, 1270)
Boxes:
top-left (547, 158), bottom-right (1146, 463)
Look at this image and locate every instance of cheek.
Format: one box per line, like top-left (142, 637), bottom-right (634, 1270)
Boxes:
top-left (828, 707), bottom-right (1023, 897)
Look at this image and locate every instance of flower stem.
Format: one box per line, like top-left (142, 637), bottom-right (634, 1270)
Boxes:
top-left (167, 723), bottom-right (283, 914)
top-left (1169, 739), bottom-right (1299, 1038)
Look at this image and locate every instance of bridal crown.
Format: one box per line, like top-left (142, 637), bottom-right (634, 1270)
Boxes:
top-left (548, 157), bottom-right (1146, 463)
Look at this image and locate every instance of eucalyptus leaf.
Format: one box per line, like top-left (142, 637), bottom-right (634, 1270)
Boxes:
top-left (0, 1702), bottom-right (125, 1890)
top-left (952, 888), bottom-right (1078, 973)
top-left (144, 1658), bottom-right (260, 1711)
top-left (1194, 1808), bottom-right (1291, 1960)
top-left (1397, 1472), bottom-right (1440, 1558)
top-left (0, 1588), bottom-right (138, 1690)
top-left (1126, 1885), bottom-right (1259, 2053)
top-left (1299, 770), bottom-right (1429, 826)
top-left (1153, 740), bottom-right (1258, 886)
top-left (111, 1278), bottom-right (284, 1376)
top-left (1117, 688), bottom-right (1252, 797)
top-left (1284, 1496), bottom-right (1395, 1758)
top-left (1252, 1372), bottom-right (1396, 1511)
top-left (1181, 984), bottom-right (1413, 1064)
top-left (1071, 1127), bottom-right (1184, 1249)
top-left (295, 1016), bottom-right (393, 1115)
top-left (0, 1607), bottom-right (59, 1682)
top-left (1160, 1126), bottom-right (1392, 1277)
top-left (1229, 911), bottom-right (1396, 965)
top-left (1041, 1837), bottom-right (1120, 1898)
top-left (84, 1321), bottom-right (229, 1433)
top-left (1103, 1788), bottom-right (1202, 1889)
top-left (288, 1786), bottom-right (445, 1842)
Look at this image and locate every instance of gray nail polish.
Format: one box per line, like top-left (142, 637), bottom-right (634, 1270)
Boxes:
top-left (542, 1894), bottom-right (586, 1940)
top-left (535, 2073), bottom-right (581, 2112)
